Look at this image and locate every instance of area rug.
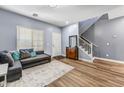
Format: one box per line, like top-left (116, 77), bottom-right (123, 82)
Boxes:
top-left (7, 60), bottom-right (74, 87)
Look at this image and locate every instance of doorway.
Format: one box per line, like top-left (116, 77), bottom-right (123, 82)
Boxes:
top-left (52, 32), bottom-right (61, 57)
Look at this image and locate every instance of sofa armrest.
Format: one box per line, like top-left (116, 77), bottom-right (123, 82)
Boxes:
top-left (44, 53), bottom-right (51, 57)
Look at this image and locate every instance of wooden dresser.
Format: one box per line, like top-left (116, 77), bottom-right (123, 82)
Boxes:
top-left (66, 46), bottom-right (78, 60)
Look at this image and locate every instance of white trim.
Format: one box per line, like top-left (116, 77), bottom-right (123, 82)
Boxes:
top-left (52, 32), bottom-right (61, 57)
top-left (79, 58), bottom-right (93, 63)
top-left (51, 54), bottom-right (66, 58)
top-left (94, 57), bottom-right (124, 64)
top-left (79, 37), bottom-right (91, 47)
top-left (61, 54), bottom-right (66, 57)
top-left (78, 46), bottom-right (92, 58)
top-left (79, 36), bottom-right (98, 47)
top-left (91, 43), bottom-right (93, 58)
top-left (92, 57), bottom-right (96, 61)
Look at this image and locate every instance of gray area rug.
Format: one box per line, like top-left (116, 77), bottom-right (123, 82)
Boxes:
top-left (7, 60), bottom-right (74, 87)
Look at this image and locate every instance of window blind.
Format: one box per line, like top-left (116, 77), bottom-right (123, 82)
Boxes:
top-left (17, 26), bottom-right (44, 51)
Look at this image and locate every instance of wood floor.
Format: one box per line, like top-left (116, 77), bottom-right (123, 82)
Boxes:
top-left (48, 58), bottom-right (124, 87)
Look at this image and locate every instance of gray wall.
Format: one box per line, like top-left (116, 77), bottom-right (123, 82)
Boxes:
top-left (79, 17), bottom-right (99, 35)
top-left (61, 24), bottom-right (78, 55)
top-left (61, 23), bottom-right (91, 60)
top-left (0, 9), bottom-right (61, 55)
top-left (62, 23), bottom-right (91, 60)
top-left (82, 16), bottom-right (124, 61)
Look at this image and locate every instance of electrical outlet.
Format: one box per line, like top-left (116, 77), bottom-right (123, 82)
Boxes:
top-left (107, 42), bottom-right (110, 46)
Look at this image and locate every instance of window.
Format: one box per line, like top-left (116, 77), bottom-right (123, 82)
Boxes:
top-left (17, 26), bottom-right (44, 51)
top-left (32, 29), bottom-right (44, 51)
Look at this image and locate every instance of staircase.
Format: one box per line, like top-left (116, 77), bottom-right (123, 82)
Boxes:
top-left (78, 14), bottom-right (108, 62)
top-left (79, 36), bottom-right (98, 61)
top-left (79, 37), bottom-right (92, 58)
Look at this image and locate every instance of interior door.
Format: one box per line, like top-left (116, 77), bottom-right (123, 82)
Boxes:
top-left (52, 32), bottom-right (61, 57)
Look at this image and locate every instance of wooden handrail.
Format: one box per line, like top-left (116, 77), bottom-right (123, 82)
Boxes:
top-left (80, 36), bottom-right (98, 47)
top-left (79, 37), bottom-right (91, 47)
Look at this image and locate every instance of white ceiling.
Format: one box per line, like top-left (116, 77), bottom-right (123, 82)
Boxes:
top-left (0, 5), bottom-right (121, 27)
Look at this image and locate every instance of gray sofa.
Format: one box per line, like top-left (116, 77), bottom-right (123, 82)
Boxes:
top-left (7, 61), bottom-right (22, 82)
top-left (0, 51), bottom-right (51, 82)
top-left (21, 53), bottom-right (51, 69)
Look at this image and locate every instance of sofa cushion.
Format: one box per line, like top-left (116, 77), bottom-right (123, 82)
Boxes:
top-left (31, 51), bottom-right (37, 57)
top-left (19, 49), bottom-right (31, 59)
top-left (0, 51), bottom-right (9, 64)
top-left (11, 51), bottom-right (20, 61)
top-left (0, 52), bottom-right (7, 64)
top-left (5, 53), bottom-right (15, 67)
top-left (0, 50), bottom-right (8, 53)
top-left (26, 48), bottom-right (37, 57)
top-left (0, 52), bottom-right (14, 67)
top-left (21, 54), bottom-right (50, 64)
top-left (8, 61), bottom-right (22, 75)
top-left (27, 48), bottom-right (34, 53)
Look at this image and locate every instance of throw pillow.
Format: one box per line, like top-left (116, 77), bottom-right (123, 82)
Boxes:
top-left (20, 49), bottom-right (31, 59)
top-left (0, 52), bottom-right (14, 67)
top-left (27, 48), bottom-right (34, 53)
top-left (0, 52), bottom-right (8, 64)
top-left (11, 51), bottom-right (20, 61)
top-left (5, 53), bottom-right (15, 67)
top-left (31, 51), bottom-right (37, 57)
top-left (0, 50), bottom-right (9, 64)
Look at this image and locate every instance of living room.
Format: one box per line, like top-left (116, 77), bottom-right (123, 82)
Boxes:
top-left (1, 1), bottom-right (124, 91)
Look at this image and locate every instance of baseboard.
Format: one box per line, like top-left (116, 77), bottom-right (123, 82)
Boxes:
top-left (51, 54), bottom-right (66, 58)
top-left (79, 58), bottom-right (93, 63)
top-left (61, 54), bottom-right (66, 57)
top-left (94, 57), bottom-right (124, 64)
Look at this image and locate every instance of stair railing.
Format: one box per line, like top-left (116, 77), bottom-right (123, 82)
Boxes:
top-left (79, 37), bottom-right (92, 57)
top-left (79, 36), bottom-right (98, 58)
top-left (80, 36), bottom-right (98, 47)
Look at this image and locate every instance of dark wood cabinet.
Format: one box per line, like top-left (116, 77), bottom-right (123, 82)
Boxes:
top-left (66, 46), bottom-right (78, 60)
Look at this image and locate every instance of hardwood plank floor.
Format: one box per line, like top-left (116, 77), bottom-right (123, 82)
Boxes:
top-left (48, 58), bottom-right (124, 87)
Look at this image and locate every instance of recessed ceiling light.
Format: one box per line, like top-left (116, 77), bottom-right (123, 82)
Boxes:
top-left (65, 21), bottom-right (69, 24)
top-left (49, 5), bottom-right (57, 8)
top-left (32, 13), bottom-right (38, 17)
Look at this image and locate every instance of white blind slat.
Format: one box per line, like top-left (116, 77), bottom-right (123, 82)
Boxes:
top-left (17, 26), bottom-right (44, 51)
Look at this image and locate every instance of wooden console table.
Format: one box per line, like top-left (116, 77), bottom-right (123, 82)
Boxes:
top-left (66, 46), bottom-right (78, 60)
